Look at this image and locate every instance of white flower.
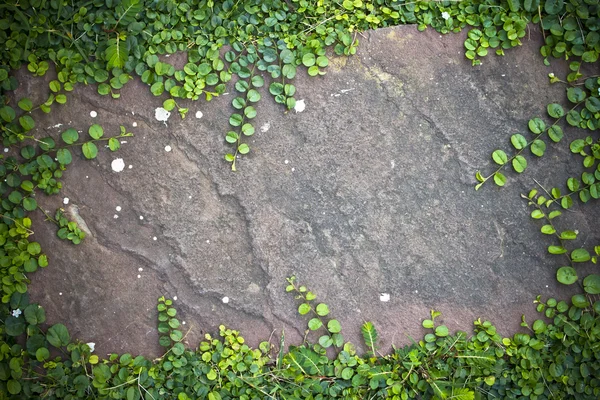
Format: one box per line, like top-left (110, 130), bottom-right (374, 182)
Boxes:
top-left (11, 309), bottom-right (22, 318)
top-left (441, 12), bottom-right (450, 20)
top-left (111, 158), bottom-right (125, 172)
top-left (86, 342), bottom-right (95, 352)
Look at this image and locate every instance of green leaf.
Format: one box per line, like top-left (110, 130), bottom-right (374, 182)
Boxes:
top-left (82, 142), bottom-right (98, 159)
top-left (571, 249), bottom-right (591, 263)
top-left (47, 324), bottom-right (70, 348)
top-left (57, 148), bottom-right (72, 165)
top-left (327, 319), bottom-right (342, 333)
top-left (435, 325), bottom-right (449, 337)
top-left (108, 138), bottom-right (121, 151)
top-left (540, 225), bottom-right (555, 235)
top-left (586, 97), bottom-right (600, 113)
top-left (493, 172), bottom-right (506, 187)
top-left (308, 318), bottom-right (322, 330)
top-left (49, 80), bottom-right (61, 92)
top-left (531, 139), bottom-right (546, 157)
top-left (361, 322), bottom-right (378, 355)
top-left (548, 126), bottom-right (563, 143)
top-left (544, 0), bottom-right (564, 15)
top-left (567, 87), bottom-right (586, 103)
top-left (510, 134), bottom-right (527, 150)
top-left (247, 89), bottom-right (261, 103)
top-left (548, 245), bottom-right (567, 255)
top-left (7, 380), bottom-right (21, 395)
top-left (0, 106), bottom-right (15, 122)
top-left (229, 114), bottom-right (243, 127)
top-left (251, 75), bottom-right (264, 88)
top-left (24, 304), bottom-right (46, 325)
top-left (36, 347), bottom-right (50, 362)
top-left (316, 303), bottom-right (329, 316)
top-left (302, 53), bottom-right (316, 67)
top-left (492, 150), bottom-right (508, 165)
top-left (19, 115), bottom-right (35, 131)
top-left (512, 156), bottom-right (527, 173)
top-left (572, 294), bottom-right (589, 308)
top-left (583, 274), bottom-right (600, 294)
top-left (23, 198), bottom-right (37, 211)
top-left (88, 124), bottom-right (104, 139)
top-left (244, 106), bottom-right (257, 119)
top-left (163, 99), bottom-right (176, 111)
top-left (241, 123), bottom-right (254, 136)
top-left (557, 267), bottom-right (578, 285)
top-left (18, 98), bottom-right (33, 111)
top-left (547, 103), bottom-right (564, 118)
top-left (232, 97), bottom-right (246, 109)
top-left (61, 128), bottom-right (79, 144)
top-left (238, 143), bottom-right (250, 154)
top-left (298, 303), bottom-right (311, 315)
top-left (528, 118), bottom-right (546, 134)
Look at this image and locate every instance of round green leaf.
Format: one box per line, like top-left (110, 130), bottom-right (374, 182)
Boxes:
top-left (548, 126), bottom-right (563, 143)
top-left (308, 318), bottom-right (322, 330)
top-left (61, 128), bottom-right (79, 144)
top-left (18, 98), bottom-right (33, 111)
top-left (7, 380), bottom-right (21, 395)
top-left (316, 303), bottom-right (329, 316)
top-left (238, 143), bottom-right (250, 154)
top-left (327, 319), bottom-right (341, 333)
top-left (528, 118), bottom-right (546, 134)
top-left (493, 172), bottom-right (506, 186)
top-left (244, 106), bottom-right (257, 119)
top-left (572, 294), bottom-right (590, 308)
top-left (583, 274), bottom-right (600, 294)
top-left (57, 148), bottom-right (72, 165)
top-left (247, 89), bottom-right (261, 103)
top-left (492, 150), bottom-right (508, 165)
top-left (435, 325), bottom-right (449, 337)
top-left (82, 142), bottom-right (98, 159)
top-left (241, 123), bottom-right (254, 136)
top-left (557, 267), bottom-right (578, 285)
top-left (88, 124), bottom-right (104, 139)
top-left (531, 139), bottom-right (546, 157)
top-left (36, 347), bottom-right (50, 362)
top-left (108, 137), bottom-right (121, 151)
top-left (510, 134), bottom-right (527, 150)
top-left (547, 103), bottom-right (564, 118)
top-left (23, 197), bottom-right (37, 211)
top-left (512, 155), bottom-right (527, 173)
top-left (302, 53), bottom-right (316, 67)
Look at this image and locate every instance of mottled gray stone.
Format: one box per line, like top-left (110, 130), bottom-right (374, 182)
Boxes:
top-left (13, 25), bottom-right (598, 358)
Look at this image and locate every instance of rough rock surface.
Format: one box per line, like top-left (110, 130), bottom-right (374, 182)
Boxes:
top-left (14, 25), bottom-right (599, 358)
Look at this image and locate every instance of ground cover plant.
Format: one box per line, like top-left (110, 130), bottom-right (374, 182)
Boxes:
top-left (0, 0), bottom-right (599, 398)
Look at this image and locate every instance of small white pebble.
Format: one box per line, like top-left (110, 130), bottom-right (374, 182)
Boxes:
top-left (173, 296), bottom-right (178, 301)
top-left (206, 240), bottom-right (210, 243)
top-left (139, 216), bottom-right (144, 220)
top-left (165, 145), bottom-right (172, 152)
top-left (114, 214), bottom-right (119, 219)
top-left (379, 293), bottom-right (390, 302)
top-left (132, 122), bottom-right (138, 127)
top-left (284, 159), bottom-right (289, 164)
top-left (195, 111), bottom-right (203, 119)
top-left (153, 236), bottom-right (157, 241)
top-left (111, 158), bottom-right (125, 172)
top-left (291, 168), bottom-right (295, 172)
top-left (138, 267), bottom-right (143, 272)
top-left (222, 296), bottom-right (229, 304)
top-left (86, 176), bottom-right (89, 179)
top-left (3, 148), bottom-right (8, 153)
top-left (294, 99), bottom-right (306, 113)
top-left (63, 197), bottom-right (69, 205)
top-left (137, 274), bottom-right (141, 279)
top-left (182, 321), bottom-right (186, 325)
top-left (59, 292), bottom-right (63, 296)
top-left (188, 195), bottom-right (192, 199)
top-left (120, 141), bottom-right (127, 144)
top-left (128, 165), bottom-right (133, 169)
top-left (116, 206), bottom-right (122, 212)
top-left (90, 110), bottom-right (97, 118)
